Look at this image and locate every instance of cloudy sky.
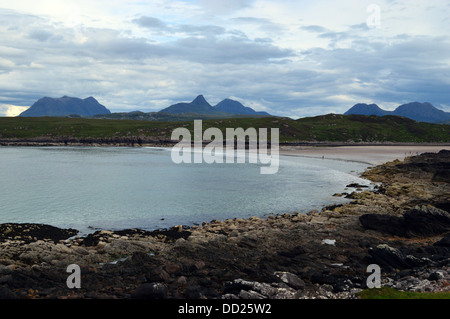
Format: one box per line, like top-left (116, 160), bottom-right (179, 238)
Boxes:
top-left (0, 0), bottom-right (449, 117)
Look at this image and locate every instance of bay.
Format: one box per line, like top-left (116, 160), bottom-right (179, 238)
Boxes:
top-left (0, 146), bottom-right (371, 235)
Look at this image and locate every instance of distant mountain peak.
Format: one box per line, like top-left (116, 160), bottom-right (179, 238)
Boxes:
top-left (344, 101), bottom-right (450, 123)
top-left (159, 95), bottom-right (271, 117)
top-left (159, 94), bottom-right (215, 114)
top-left (191, 95), bottom-right (210, 106)
top-left (19, 96), bottom-right (111, 117)
top-left (396, 101), bottom-right (435, 112)
top-left (344, 103), bottom-right (389, 117)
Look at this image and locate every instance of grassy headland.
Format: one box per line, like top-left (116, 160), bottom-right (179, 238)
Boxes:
top-left (0, 114), bottom-right (449, 145)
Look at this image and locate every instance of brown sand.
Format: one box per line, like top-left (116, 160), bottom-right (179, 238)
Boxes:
top-left (279, 145), bottom-right (450, 165)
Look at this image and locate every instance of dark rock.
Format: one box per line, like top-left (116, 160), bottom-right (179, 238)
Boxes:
top-left (403, 206), bottom-right (450, 236)
top-left (184, 285), bottom-right (208, 299)
top-left (164, 263), bottom-right (181, 275)
top-left (309, 272), bottom-right (354, 292)
top-left (274, 271), bottom-right (305, 289)
top-left (368, 244), bottom-right (428, 270)
top-left (428, 271), bottom-right (444, 281)
top-left (119, 252), bottom-right (163, 278)
top-left (323, 204), bottom-right (344, 211)
top-left (359, 214), bottom-right (405, 236)
top-left (0, 286), bottom-right (15, 299)
top-left (222, 279), bottom-right (296, 299)
top-left (359, 205), bottom-right (450, 237)
top-left (433, 201), bottom-right (450, 214)
top-left (346, 183), bottom-right (368, 188)
top-left (237, 236), bottom-right (258, 249)
top-left (433, 234), bottom-right (450, 247)
top-left (395, 269), bottom-right (415, 279)
top-left (432, 169), bottom-right (450, 182)
top-left (277, 245), bottom-right (307, 258)
top-left (131, 283), bottom-right (168, 299)
top-left (0, 223), bottom-right (78, 243)
top-left (147, 228), bottom-right (191, 242)
top-left (129, 251), bottom-right (154, 264)
top-left (79, 232), bottom-right (102, 247)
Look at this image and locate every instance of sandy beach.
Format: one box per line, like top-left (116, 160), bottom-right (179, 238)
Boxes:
top-left (279, 145), bottom-right (450, 165)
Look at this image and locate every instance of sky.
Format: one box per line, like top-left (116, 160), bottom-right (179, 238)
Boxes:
top-left (0, 0), bottom-right (449, 118)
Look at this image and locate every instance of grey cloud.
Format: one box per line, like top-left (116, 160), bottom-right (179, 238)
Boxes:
top-left (231, 16), bottom-right (285, 34)
top-left (318, 31), bottom-right (349, 41)
top-left (231, 17), bottom-right (273, 24)
top-left (132, 16), bottom-right (166, 29)
top-left (167, 36), bottom-right (294, 64)
top-left (197, 0), bottom-right (255, 15)
top-left (28, 29), bottom-right (64, 43)
top-left (301, 25), bottom-right (329, 33)
top-left (133, 15), bottom-right (226, 37)
top-left (255, 37), bottom-right (273, 43)
top-left (349, 23), bottom-right (371, 31)
top-left (1, 6), bottom-right (449, 118)
top-left (177, 24), bottom-right (226, 36)
top-left (297, 35), bottom-right (450, 109)
top-left (70, 26), bottom-right (291, 64)
top-left (28, 29), bottom-right (53, 42)
top-left (129, 16), bottom-right (292, 64)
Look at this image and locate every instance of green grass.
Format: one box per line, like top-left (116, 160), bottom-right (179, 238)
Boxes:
top-left (0, 113), bottom-right (449, 143)
top-left (357, 287), bottom-right (450, 299)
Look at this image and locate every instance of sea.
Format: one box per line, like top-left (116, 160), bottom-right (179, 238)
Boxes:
top-left (0, 146), bottom-right (372, 235)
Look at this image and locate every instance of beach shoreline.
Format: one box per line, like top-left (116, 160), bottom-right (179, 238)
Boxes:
top-left (0, 148), bottom-right (449, 299)
top-left (279, 145), bottom-right (450, 165)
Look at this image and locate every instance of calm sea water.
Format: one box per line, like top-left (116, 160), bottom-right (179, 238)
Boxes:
top-left (0, 146), bottom-right (371, 235)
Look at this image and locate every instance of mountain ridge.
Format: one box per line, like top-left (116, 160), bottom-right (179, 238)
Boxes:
top-left (159, 95), bottom-right (271, 116)
top-left (214, 98), bottom-right (270, 116)
top-left (19, 96), bottom-right (111, 117)
top-left (345, 102), bottom-right (450, 123)
top-left (17, 94), bottom-right (272, 121)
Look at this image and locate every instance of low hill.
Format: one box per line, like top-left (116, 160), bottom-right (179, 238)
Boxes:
top-left (1, 113), bottom-right (449, 145)
top-left (19, 96), bottom-right (111, 117)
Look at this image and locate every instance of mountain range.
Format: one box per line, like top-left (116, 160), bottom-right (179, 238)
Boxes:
top-left (19, 95), bottom-right (270, 119)
top-left (17, 95), bottom-right (450, 125)
top-left (19, 96), bottom-right (111, 117)
top-left (344, 102), bottom-right (450, 124)
top-left (159, 95), bottom-right (270, 116)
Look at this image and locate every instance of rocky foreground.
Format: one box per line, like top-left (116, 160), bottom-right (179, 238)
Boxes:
top-left (0, 150), bottom-right (449, 299)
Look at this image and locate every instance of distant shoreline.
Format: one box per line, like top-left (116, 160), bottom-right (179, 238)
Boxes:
top-left (1, 138), bottom-right (449, 148)
top-left (1, 139), bottom-right (448, 166)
